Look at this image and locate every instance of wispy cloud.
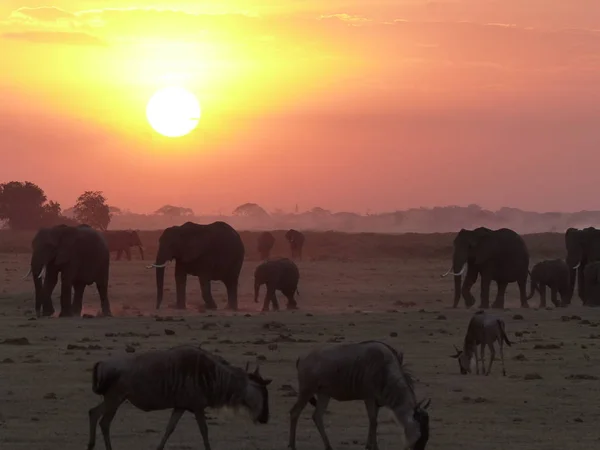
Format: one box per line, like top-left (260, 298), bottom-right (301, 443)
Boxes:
top-left (2, 30), bottom-right (106, 46)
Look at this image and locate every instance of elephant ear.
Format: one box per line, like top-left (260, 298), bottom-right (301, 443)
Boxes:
top-left (181, 234), bottom-right (209, 263)
top-left (55, 227), bottom-right (78, 266)
top-left (474, 233), bottom-right (496, 265)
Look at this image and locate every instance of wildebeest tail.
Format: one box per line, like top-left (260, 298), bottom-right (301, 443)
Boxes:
top-left (92, 361), bottom-right (121, 395)
top-left (497, 319), bottom-right (512, 346)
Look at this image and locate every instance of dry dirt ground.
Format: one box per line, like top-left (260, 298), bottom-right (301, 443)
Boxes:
top-left (1, 236), bottom-right (600, 450)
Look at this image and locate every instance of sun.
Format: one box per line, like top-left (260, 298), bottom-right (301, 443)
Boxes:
top-left (146, 86), bottom-right (201, 138)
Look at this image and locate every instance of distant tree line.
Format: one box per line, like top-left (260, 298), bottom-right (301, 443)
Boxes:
top-left (0, 181), bottom-right (112, 231)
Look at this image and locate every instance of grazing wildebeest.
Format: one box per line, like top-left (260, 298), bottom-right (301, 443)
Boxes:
top-left (103, 229), bottom-right (144, 261)
top-left (285, 229), bottom-right (305, 260)
top-left (87, 345), bottom-right (272, 450)
top-left (451, 310), bottom-right (512, 376)
top-left (527, 259), bottom-right (572, 307)
top-left (288, 341), bottom-right (431, 450)
top-left (25, 224), bottom-right (112, 318)
top-left (257, 231), bottom-right (275, 259)
top-left (254, 257), bottom-right (300, 311)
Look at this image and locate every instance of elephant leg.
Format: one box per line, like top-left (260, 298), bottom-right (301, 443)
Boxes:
top-left (578, 265), bottom-right (585, 303)
top-left (517, 276), bottom-right (529, 308)
top-left (285, 290), bottom-right (298, 310)
top-left (96, 280), bottom-right (112, 317)
top-left (199, 277), bottom-right (217, 310)
top-left (115, 249), bottom-right (122, 261)
top-left (550, 287), bottom-right (559, 307)
top-left (479, 275), bottom-right (492, 309)
top-left (174, 266), bottom-right (187, 310)
top-left (461, 268), bottom-right (478, 308)
top-left (125, 247), bottom-right (132, 261)
top-left (41, 268), bottom-right (59, 317)
top-left (72, 283), bottom-right (85, 317)
top-left (537, 284), bottom-right (547, 307)
top-left (224, 279), bottom-right (239, 311)
top-left (59, 272), bottom-right (73, 317)
top-left (491, 281), bottom-right (507, 309)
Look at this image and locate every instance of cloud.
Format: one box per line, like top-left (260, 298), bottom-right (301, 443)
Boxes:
top-left (2, 31), bottom-right (106, 46)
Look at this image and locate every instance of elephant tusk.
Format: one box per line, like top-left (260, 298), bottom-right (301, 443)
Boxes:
top-left (22, 268), bottom-right (32, 280)
top-left (146, 262), bottom-right (169, 269)
top-left (38, 266), bottom-right (46, 279)
top-left (441, 264), bottom-right (466, 277)
top-left (572, 262), bottom-right (581, 270)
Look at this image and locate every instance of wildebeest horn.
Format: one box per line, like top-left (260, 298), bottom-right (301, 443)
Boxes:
top-left (146, 262), bottom-right (169, 269)
top-left (453, 344), bottom-right (460, 353)
top-left (22, 268), bottom-right (32, 280)
top-left (418, 398), bottom-right (431, 409)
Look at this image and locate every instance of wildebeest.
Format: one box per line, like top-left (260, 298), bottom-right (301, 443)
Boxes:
top-left (87, 345), bottom-right (272, 450)
top-left (288, 340), bottom-right (431, 450)
top-left (254, 257), bottom-right (300, 311)
top-left (451, 310), bottom-right (512, 376)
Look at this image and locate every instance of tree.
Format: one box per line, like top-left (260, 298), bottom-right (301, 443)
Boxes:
top-left (232, 203), bottom-right (270, 219)
top-left (155, 205), bottom-right (194, 216)
top-left (0, 181), bottom-right (63, 230)
top-left (74, 191), bottom-right (111, 230)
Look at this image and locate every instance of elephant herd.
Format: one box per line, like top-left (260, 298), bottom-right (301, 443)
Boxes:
top-left (443, 226), bottom-right (600, 309)
top-left (24, 222), bottom-right (305, 318)
top-left (23, 222), bottom-right (600, 318)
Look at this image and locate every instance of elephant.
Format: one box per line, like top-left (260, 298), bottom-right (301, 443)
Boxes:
top-left (257, 231), bottom-right (275, 260)
top-left (526, 259), bottom-right (572, 308)
top-left (253, 257), bottom-right (300, 312)
top-left (442, 227), bottom-right (530, 309)
top-left (27, 224), bottom-right (112, 318)
top-left (583, 261), bottom-right (600, 306)
top-left (285, 229), bottom-right (305, 260)
top-left (565, 227), bottom-right (600, 303)
top-left (147, 221), bottom-right (245, 311)
top-left (103, 229), bottom-right (144, 261)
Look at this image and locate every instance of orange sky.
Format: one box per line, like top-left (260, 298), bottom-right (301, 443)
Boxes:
top-left (1, 1), bottom-right (600, 214)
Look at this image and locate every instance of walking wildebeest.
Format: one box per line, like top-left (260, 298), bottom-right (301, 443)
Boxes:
top-left (451, 310), bottom-right (512, 376)
top-left (288, 340), bottom-right (431, 450)
top-left (87, 345), bottom-right (272, 450)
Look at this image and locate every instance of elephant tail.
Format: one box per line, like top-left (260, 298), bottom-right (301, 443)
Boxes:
top-left (526, 270), bottom-right (537, 300)
top-left (498, 320), bottom-right (512, 347)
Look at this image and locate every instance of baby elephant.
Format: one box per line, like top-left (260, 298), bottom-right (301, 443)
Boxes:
top-left (527, 259), bottom-right (573, 307)
top-left (254, 257), bottom-right (299, 311)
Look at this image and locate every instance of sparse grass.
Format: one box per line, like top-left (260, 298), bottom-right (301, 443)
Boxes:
top-left (0, 231), bottom-right (598, 449)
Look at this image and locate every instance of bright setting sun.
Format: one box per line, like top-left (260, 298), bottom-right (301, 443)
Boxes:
top-left (146, 86), bottom-right (201, 138)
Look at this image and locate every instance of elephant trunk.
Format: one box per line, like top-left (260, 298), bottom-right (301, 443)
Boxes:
top-left (451, 252), bottom-right (467, 307)
top-left (254, 280), bottom-right (260, 303)
top-left (154, 245), bottom-right (171, 310)
top-left (526, 272), bottom-right (537, 300)
top-left (453, 274), bottom-right (462, 307)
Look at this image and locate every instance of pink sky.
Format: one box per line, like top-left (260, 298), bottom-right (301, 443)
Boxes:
top-left (1, 1), bottom-right (600, 214)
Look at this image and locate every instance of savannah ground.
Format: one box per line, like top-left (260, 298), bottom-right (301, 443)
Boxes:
top-left (0, 231), bottom-right (599, 450)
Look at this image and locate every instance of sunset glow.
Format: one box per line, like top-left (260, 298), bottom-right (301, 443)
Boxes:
top-left (2, 1), bottom-right (600, 213)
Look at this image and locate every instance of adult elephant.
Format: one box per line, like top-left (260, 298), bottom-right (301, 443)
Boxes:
top-left (147, 221), bottom-right (245, 311)
top-left (103, 229), bottom-right (145, 261)
top-left (565, 227), bottom-right (600, 303)
top-left (583, 261), bottom-right (600, 306)
top-left (442, 227), bottom-right (530, 309)
top-left (285, 229), bottom-right (305, 260)
top-left (27, 224), bottom-right (112, 318)
top-left (257, 231), bottom-right (275, 260)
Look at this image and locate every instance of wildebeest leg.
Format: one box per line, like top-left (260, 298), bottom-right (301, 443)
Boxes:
top-left (156, 408), bottom-right (185, 450)
top-left (538, 284), bottom-right (547, 308)
top-left (479, 343), bottom-right (486, 375)
top-left (125, 247), bottom-right (132, 261)
top-left (193, 410), bottom-right (212, 450)
top-left (72, 283), bottom-right (85, 317)
top-left (499, 340), bottom-right (507, 376)
top-left (199, 277), bottom-right (217, 310)
top-left (485, 342), bottom-right (496, 375)
top-left (87, 401), bottom-right (105, 450)
top-left (98, 396), bottom-right (125, 450)
top-left (96, 280), bottom-right (112, 317)
top-left (115, 249), bottom-right (122, 261)
top-left (491, 281), bottom-right (507, 309)
top-left (550, 287), bottom-right (559, 307)
top-left (288, 392), bottom-right (311, 449)
top-left (312, 394), bottom-right (333, 450)
top-left (364, 399), bottom-right (379, 450)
